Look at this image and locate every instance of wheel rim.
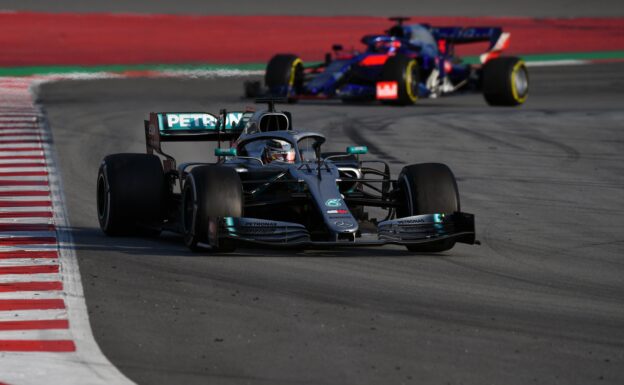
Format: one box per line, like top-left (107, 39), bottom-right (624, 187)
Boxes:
top-left (511, 63), bottom-right (529, 101)
top-left (405, 60), bottom-right (419, 102)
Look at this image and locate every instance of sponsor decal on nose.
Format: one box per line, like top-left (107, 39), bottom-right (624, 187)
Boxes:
top-left (325, 198), bottom-right (342, 207)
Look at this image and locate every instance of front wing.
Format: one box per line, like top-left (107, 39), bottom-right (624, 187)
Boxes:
top-left (216, 213), bottom-right (475, 249)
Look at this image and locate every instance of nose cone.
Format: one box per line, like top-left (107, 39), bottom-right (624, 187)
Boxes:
top-left (322, 200), bottom-right (359, 239)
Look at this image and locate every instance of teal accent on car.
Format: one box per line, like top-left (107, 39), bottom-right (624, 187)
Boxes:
top-left (157, 112), bottom-right (244, 132)
top-left (347, 146), bottom-right (368, 155)
top-left (215, 147), bottom-right (237, 157)
top-left (325, 198), bottom-right (342, 207)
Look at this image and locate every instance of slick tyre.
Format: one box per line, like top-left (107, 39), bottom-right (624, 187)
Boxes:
top-left (397, 163), bottom-right (460, 252)
top-left (380, 54), bottom-right (419, 105)
top-left (181, 166), bottom-right (243, 253)
top-left (265, 54), bottom-right (304, 101)
top-left (482, 57), bottom-right (529, 106)
top-left (97, 153), bottom-right (165, 236)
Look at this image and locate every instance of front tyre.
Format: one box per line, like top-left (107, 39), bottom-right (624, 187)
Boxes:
top-left (397, 163), bottom-right (460, 252)
top-left (97, 154), bottom-right (164, 236)
top-left (380, 54), bottom-right (419, 105)
top-left (482, 57), bottom-right (529, 106)
top-left (181, 166), bottom-right (243, 253)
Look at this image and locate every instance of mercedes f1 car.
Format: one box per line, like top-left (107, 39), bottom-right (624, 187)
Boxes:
top-left (245, 17), bottom-right (528, 106)
top-left (97, 99), bottom-right (476, 253)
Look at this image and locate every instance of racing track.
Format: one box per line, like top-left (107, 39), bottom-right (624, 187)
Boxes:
top-left (37, 63), bottom-right (624, 384)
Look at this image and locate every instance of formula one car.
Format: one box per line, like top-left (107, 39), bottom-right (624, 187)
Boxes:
top-left (245, 17), bottom-right (528, 106)
top-left (97, 99), bottom-right (476, 253)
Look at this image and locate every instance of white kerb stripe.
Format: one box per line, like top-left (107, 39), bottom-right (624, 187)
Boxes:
top-left (0, 309), bottom-right (67, 321)
top-left (0, 258), bottom-right (59, 266)
top-left (0, 274), bottom-right (60, 283)
top-left (0, 329), bottom-right (73, 340)
top-left (0, 291), bottom-right (63, 300)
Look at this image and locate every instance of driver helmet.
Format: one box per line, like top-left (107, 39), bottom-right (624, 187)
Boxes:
top-left (263, 139), bottom-right (296, 164)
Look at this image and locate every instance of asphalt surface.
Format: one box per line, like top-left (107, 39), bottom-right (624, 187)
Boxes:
top-left (2, 0), bottom-right (624, 17)
top-left (36, 63), bottom-right (624, 385)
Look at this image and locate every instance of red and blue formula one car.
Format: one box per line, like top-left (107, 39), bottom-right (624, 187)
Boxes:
top-left (246, 17), bottom-right (528, 106)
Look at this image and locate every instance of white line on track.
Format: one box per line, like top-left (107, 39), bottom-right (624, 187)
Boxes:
top-left (525, 59), bottom-right (587, 67)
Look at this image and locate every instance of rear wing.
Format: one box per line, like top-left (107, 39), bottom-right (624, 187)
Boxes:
top-left (429, 26), bottom-right (510, 63)
top-left (145, 111), bottom-right (248, 154)
top-left (431, 27), bottom-right (502, 45)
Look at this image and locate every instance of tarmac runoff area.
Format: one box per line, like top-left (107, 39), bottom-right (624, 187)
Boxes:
top-left (26, 62), bottom-right (624, 385)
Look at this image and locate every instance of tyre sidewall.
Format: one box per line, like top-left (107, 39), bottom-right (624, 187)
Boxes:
top-left (482, 57), bottom-right (529, 106)
top-left (381, 55), bottom-right (419, 105)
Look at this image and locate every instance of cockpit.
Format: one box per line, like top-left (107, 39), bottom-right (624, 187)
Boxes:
top-left (235, 134), bottom-right (325, 165)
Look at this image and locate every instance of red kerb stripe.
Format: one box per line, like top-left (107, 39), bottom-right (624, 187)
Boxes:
top-left (0, 132), bottom-right (40, 137)
top-left (0, 211), bottom-right (52, 218)
top-left (0, 223), bottom-right (55, 232)
top-left (0, 299), bottom-right (65, 310)
top-left (0, 163), bottom-right (46, 168)
top-left (0, 319), bottom-right (69, 331)
top-left (0, 340), bottom-right (75, 352)
top-left (0, 200), bottom-right (51, 207)
top-left (0, 155), bottom-right (44, 160)
top-left (0, 250), bottom-right (57, 259)
top-left (0, 190), bottom-right (48, 196)
top-left (0, 265), bottom-right (59, 275)
top-left (0, 140), bottom-right (42, 144)
top-left (0, 237), bottom-right (56, 245)
top-left (0, 180), bottom-right (48, 186)
top-left (0, 281), bottom-right (62, 292)
top-left (0, 147), bottom-right (43, 152)
top-left (0, 171), bottom-right (47, 177)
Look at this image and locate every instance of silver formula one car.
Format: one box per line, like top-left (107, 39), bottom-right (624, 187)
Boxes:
top-left (97, 99), bottom-right (476, 253)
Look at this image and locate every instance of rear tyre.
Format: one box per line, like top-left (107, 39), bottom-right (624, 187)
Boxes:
top-left (380, 54), bottom-right (419, 106)
top-left (97, 154), bottom-right (164, 236)
top-left (397, 163), bottom-right (460, 252)
top-left (482, 57), bottom-right (529, 106)
top-left (181, 166), bottom-right (243, 253)
top-left (265, 54), bottom-right (304, 101)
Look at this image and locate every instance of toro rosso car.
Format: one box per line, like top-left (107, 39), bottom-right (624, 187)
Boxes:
top-left (97, 99), bottom-right (476, 253)
top-left (246, 17), bottom-right (528, 106)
